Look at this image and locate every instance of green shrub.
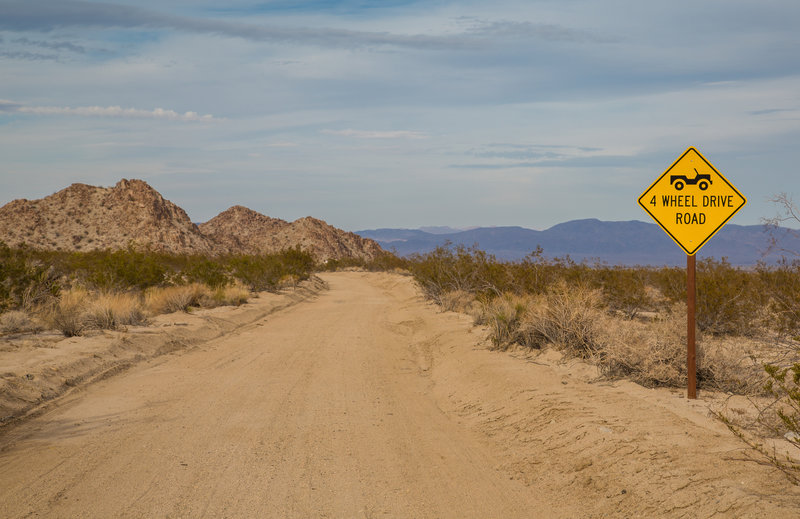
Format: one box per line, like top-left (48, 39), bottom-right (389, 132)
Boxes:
top-left (227, 248), bottom-right (315, 291)
top-left (763, 362), bottom-right (800, 448)
top-left (367, 251), bottom-right (410, 271)
top-left (409, 244), bottom-right (510, 301)
top-left (696, 258), bottom-right (764, 335)
top-left (0, 241), bottom-right (60, 311)
top-left (592, 265), bottom-right (654, 319)
top-left (183, 257), bottom-right (229, 288)
top-left (70, 246), bottom-right (168, 290)
top-left (321, 257), bottom-right (365, 271)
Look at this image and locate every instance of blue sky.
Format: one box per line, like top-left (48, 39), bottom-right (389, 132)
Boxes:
top-left (1, 0), bottom-right (799, 231)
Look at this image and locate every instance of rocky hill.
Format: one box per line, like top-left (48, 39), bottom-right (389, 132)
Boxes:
top-left (0, 179), bottom-right (384, 261)
top-left (0, 179), bottom-right (215, 254)
top-left (199, 205), bottom-right (383, 261)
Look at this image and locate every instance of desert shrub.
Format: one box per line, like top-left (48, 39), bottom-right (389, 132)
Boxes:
top-left (409, 244), bottom-right (509, 301)
top-left (20, 266), bottom-right (60, 310)
top-left (274, 247), bottom-right (316, 279)
top-left (699, 338), bottom-right (768, 394)
top-left (277, 274), bottom-right (300, 289)
top-left (592, 265), bottom-right (654, 319)
top-left (406, 244), bottom-right (800, 343)
top-left (366, 251), bottom-right (410, 272)
top-left (323, 251), bottom-right (410, 272)
top-left (145, 283), bottom-right (210, 315)
top-left (209, 283), bottom-right (250, 307)
top-left (84, 292), bottom-right (147, 329)
top-left (652, 265), bottom-right (687, 304)
top-left (503, 246), bottom-right (551, 295)
top-left (0, 310), bottom-right (41, 334)
top-left (405, 244), bottom-right (800, 395)
top-left (0, 242), bottom-right (60, 311)
top-left (650, 258), bottom-right (767, 336)
top-left (227, 255), bottom-right (283, 291)
top-left (763, 362), bottom-right (800, 448)
top-left (518, 282), bottom-right (607, 358)
top-left (73, 246), bottom-right (168, 290)
top-left (183, 257), bottom-right (229, 288)
top-left (485, 293), bottom-right (529, 350)
top-left (696, 258), bottom-right (765, 335)
top-left (599, 304), bottom-right (688, 387)
top-left (716, 359), bottom-right (800, 484)
top-left (45, 288), bottom-right (90, 337)
top-left (759, 260), bottom-right (800, 337)
top-left (321, 256), bottom-right (367, 271)
top-left (228, 248), bottom-right (314, 291)
top-left (439, 290), bottom-right (477, 313)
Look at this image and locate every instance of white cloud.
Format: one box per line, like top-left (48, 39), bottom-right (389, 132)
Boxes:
top-left (322, 129), bottom-right (427, 139)
top-left (1, 102), bottom-right (215, 121)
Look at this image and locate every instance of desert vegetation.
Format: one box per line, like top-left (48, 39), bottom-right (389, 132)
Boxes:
top-left (0, 242), bottom-right (315, 337)
top-left (402, 242), bottom-right (800, 478)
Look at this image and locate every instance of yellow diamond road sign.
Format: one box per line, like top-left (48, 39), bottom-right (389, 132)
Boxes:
top-left (638, 147), bottom-right (746, 256)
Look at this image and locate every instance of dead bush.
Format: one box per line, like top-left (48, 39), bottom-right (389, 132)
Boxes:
top-left (203, 283), bottom-right (251, 308)
top-left (44, 288), bottom-right (89, 337)
top-left (600, 304), bottom-right (688, 387)
top-left (145, 283), bottom-right (210, 315)
top-left (699, 337), bottom-right (768, 394)
top-left (485, 293), bottom-right (529, 350)
top-left (600, 304), bottom-right (767, 392)
top-left (519, 282), bottom-right (607, 358)
top-left (84, 292), bottom-right (148, 329)
top-left (439, 290), bottom-right (476, 313)
top-left (0, 310), bottom-right (42, 334)
top-left (277, 274), bottom-right (300, 289)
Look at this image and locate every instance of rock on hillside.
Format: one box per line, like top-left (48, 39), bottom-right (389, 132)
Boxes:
top-left (0, 179), bottom-right (215, 254)
top-left (199, 205), bottom-right (384, 261)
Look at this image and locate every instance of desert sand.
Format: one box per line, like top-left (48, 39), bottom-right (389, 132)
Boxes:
top-left (0, 271), bottom-right (798, 517)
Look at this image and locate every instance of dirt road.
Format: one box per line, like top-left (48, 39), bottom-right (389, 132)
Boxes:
top-left (1, 272), bottom-right (798, 517)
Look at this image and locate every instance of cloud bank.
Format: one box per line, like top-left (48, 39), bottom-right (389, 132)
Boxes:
top-left (0, 100), bottom-right (214, 121)
top-left (0, 0), bottom-right (606, 50)
top-left (322, 129), bottom-right (427, 139)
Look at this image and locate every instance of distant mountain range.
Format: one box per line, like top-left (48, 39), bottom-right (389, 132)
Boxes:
top-left (356, 219), bottom-right (800, 266)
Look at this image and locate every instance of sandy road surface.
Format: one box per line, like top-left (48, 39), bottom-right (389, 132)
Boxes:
top-left (1, 272), bottom-right (799, 518)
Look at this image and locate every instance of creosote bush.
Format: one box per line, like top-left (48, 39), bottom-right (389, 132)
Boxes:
top-left (321, 251), bottom-right (410, 272)
top-left (0, 241), bottom-right (60, 312)
top-left (407, 243), bottom-right (800, 394)
top-left (0, 244), bottom-right (320, 336)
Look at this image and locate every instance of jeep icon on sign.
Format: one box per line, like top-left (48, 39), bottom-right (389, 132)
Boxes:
top-left (670, 168), bottom-right (712, 191)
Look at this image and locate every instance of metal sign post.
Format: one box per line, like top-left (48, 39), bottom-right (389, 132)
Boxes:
top-left (687, 254), bottom-right (696, 399)
top-left (638, 147), bottom-right (745, 399)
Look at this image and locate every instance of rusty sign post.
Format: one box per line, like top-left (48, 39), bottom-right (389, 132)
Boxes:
top-left (638, 147), bottom-right (746, 399)
top-left (687, 254), bottom-right (696, 399)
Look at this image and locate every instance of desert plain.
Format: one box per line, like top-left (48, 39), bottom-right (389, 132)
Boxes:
top-left (1, 271), bottom-right (798, 518)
